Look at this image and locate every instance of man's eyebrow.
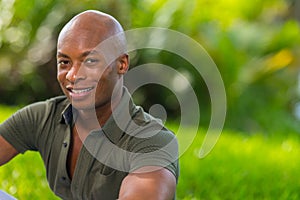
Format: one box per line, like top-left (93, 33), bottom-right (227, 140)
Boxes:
top-left (57, 50), bottom-right (100, 58)
top-left (81, 50), bottom-right (100, 58)
top-left (57, 52), bottom-right (69, 58)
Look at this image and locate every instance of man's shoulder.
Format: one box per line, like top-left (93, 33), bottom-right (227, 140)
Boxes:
top-left (127, 106), bottom-right (176, 145)
top-left (46, 95), bottom-right (68, 103)
top-left (132, 106), bottom-right (174, 133)
top-left (26, 96), bottom-right (68, 109)
top-left (17, 96), bottom-right (69, 119)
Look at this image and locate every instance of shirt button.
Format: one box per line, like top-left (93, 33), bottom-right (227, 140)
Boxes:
top-left (63, 142), bottom-right (68, 148)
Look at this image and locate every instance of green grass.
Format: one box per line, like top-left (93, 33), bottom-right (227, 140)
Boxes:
top-left (177, 132), bottom-right (300, 200)
top-left (1, 106), bottom-right (300, 199)
top-left (0, 152), bottom-right (59, 199)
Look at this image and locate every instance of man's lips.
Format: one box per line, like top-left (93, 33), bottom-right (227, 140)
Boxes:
top-left (70, 87), bottom-right (94, 94)
top-left (66, 86), bottom-right (95, 97)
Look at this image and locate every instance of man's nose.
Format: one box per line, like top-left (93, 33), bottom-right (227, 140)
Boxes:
top-left (66, 63), bottom-right (86, 83)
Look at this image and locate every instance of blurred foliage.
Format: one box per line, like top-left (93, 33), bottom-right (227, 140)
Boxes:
top-left (1, 0), bottom-right (300, 134)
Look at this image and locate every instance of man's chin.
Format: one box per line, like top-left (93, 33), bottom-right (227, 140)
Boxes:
top-left (71, 101), bottom-right (96, 111)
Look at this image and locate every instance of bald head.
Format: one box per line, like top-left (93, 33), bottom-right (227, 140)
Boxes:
top-left (59, 10), bottom-right (124, 39)
top-left (57, 10), bottom-right (127, 57)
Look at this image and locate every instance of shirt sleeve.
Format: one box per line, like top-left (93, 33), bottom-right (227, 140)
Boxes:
top-left (0, 101), bottom-right (49, 153)
top-left (128, 127), bottom-right (179, 181)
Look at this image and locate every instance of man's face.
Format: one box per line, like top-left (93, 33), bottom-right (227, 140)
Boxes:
top-left (56, 27), bottom-right (121, 111)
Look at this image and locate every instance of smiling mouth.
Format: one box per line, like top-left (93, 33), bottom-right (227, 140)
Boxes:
top-left (70, 87), bottom-right (94, 94)
top-left (65, 86), bottom-right (95, 98)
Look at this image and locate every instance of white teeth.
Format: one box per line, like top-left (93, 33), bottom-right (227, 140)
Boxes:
top-left (71, 88), bottom-right (93, 94)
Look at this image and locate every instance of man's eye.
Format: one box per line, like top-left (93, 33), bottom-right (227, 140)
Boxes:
top-left (57, 60), bottom-right (70, 66)
top-left (84, 58), bottom-right (99, 65)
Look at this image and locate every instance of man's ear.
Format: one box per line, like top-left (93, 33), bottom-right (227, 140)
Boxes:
top-left (117, 54), bottom-right (129, 74)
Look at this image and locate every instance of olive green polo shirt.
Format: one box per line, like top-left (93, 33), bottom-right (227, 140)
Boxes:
top-left (0, 88), bottom-right (179, 199)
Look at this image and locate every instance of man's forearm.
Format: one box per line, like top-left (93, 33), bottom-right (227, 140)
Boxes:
top-left (0, 136), bottom-right (18, 166)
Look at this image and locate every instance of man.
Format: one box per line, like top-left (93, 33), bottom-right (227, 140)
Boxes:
top-left (0, 10), bottom-right (178, 200)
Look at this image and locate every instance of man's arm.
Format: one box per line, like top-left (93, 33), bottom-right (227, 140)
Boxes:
top-left (118, 166), bottom-right (176, 200)
top-left (0, 135), bottom-right (19, 166)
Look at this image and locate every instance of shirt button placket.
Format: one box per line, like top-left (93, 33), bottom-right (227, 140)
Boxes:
top-left (61, 140), bottom-right (69, 183)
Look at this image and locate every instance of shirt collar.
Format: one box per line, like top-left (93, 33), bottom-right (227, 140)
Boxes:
top-left (60, 103), bottom-right (72, 125)
top-left (60, 103), bottom-right (79, 126)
